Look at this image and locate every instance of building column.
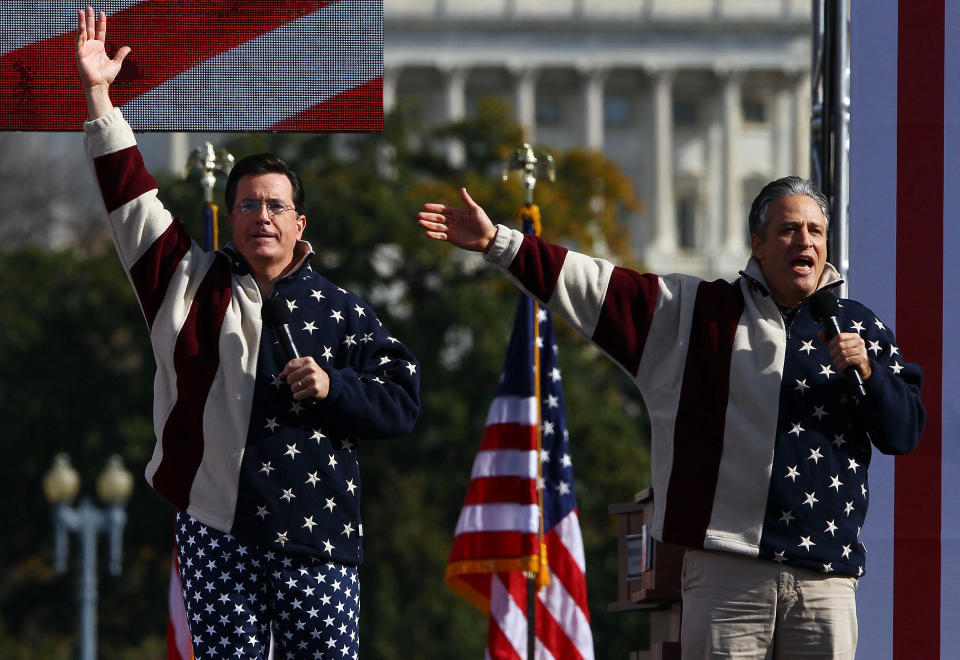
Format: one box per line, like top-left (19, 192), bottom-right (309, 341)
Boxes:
top-left (443, 66), bottom-right (467, 167)
top-left (792, 71), bottom-right (811, 178)
top-left (382, 66), bottom-right (400, 115)
top-left (581, 67), bottom-right (608, 151)
top-left (511, 66), bottom-right (539, 143)
top-left (720, 69), bottom-right (744, 251)
top-left (773, 73), bottom-right (793, 177)
top-left (651, 69), bottom-right (676, 253)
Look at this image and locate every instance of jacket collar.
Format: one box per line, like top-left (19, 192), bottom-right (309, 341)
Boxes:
top-left (221, 240), bottom-right (315, 283)
top-left (739, 255), bottom-right (843, 304)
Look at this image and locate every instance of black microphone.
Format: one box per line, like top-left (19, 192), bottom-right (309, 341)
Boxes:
top-left (262, 296), bottom-right (301, 363)
top-left (808, 289), bottom-right (867, 399)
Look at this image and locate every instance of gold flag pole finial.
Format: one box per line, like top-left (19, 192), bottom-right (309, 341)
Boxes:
top-left (185, 142), bottom-right (235, 251)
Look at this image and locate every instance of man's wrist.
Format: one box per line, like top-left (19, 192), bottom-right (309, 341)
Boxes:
top-left (84, 85), bottom-right (114, 121)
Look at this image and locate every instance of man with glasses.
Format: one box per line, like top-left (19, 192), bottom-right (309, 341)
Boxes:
top-left (76, 8), bottom-right (420, 658)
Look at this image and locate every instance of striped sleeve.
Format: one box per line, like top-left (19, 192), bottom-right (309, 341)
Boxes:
top-left (485, 225), bottom-right (660, 377)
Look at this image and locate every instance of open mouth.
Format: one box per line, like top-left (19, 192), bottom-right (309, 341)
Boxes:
top-left (791, 256), bottom-right (814, 274)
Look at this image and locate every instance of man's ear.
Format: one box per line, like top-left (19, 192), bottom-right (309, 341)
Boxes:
top-left (297, 214), bottom-right (307, 237)
top-left (750, 233), bottom-right (764, 260)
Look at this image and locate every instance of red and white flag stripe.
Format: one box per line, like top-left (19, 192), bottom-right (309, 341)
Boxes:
top-left (849, 0), bottom-right (957, 656)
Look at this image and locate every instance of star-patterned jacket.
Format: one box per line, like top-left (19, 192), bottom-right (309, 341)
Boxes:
top-left (85, 109), bottom-right (420, 564)
top-left (484, 224), bottom-right (924, 577)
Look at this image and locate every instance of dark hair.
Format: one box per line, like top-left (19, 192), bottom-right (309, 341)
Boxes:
top-left (748, 176), bottom-right (830, 237)
top-left (225, 153), bottom-right (305, 212)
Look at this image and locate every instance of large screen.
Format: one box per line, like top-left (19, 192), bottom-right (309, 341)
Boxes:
top-left (0, 0), bottom-right (382, 132)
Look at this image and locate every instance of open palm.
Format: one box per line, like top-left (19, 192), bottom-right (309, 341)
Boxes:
top-left (76, 6), bottom-right (130, 90)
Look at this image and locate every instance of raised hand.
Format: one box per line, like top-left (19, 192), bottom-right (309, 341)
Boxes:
top-left (76, 6), bottom-right (130, 119)
top-left (417, 187), bottom-right (499, 253)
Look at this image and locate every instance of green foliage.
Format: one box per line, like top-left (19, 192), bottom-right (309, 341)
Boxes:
top-left (0, 101), bottom-right (652, 657)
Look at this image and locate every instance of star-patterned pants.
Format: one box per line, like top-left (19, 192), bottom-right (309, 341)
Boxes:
top-left (175, 512), bottom-right (360, 660)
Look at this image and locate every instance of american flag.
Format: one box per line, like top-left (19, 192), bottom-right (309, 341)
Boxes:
top-left (0, 0), bottom-right (382, 131)
top-left (446, 215), bottom-right (594, 660)
top-left (849, 0), bottom-right (957, 656)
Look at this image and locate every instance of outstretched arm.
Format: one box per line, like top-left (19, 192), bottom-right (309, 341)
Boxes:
top-left (417, 187), bottom-right (499, 252)
top-left (76, 6), bottom-right (131, 121)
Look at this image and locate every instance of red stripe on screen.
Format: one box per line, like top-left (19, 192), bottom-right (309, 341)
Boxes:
top-left (270, 77), bottom-right (383, 132)
top-left (894, 1), bottom-right (944, 657)
top-left (0, 1), bottom-right (334, 130)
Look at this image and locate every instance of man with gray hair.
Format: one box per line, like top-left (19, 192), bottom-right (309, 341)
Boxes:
top-left (418, 176), bottom-right (924, 658)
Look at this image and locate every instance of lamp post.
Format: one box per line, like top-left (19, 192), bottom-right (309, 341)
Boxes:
top-left (43, 453), bottom-right (134, 660)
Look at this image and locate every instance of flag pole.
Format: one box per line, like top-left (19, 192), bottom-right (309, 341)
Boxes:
top-left (503, 144), bottom-right (555, 659)
top-left (185, 142), bottom-right (234, 252)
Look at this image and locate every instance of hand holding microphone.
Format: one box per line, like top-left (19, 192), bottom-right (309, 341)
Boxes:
top-left (808, 289), bottom-right (870, 399)
top-left (262, 297), bottom-right (328, 402)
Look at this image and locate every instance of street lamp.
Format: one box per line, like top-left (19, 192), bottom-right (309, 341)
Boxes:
top-left (43, 453), bottom-right (134, 660)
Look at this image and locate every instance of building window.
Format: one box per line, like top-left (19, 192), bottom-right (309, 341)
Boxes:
top-left (676, 195), bottom-right (698, 249)
top-left (673, 99), bottom-right (699, 125)
top-left (604, 96), bottom-right (631, 125)
top-left (742, 96), bottom-right (767, 123)
top-left (536, 97), bottom-right (563, 125)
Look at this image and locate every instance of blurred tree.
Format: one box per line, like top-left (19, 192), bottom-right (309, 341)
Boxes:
top-left (0, 100), bottom-right (653, 657)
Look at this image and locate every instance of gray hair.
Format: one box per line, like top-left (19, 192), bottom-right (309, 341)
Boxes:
top-left (748, 176), bottom-right (830, 237)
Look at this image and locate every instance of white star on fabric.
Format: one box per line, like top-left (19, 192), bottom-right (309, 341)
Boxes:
top-left (542, 421), bottom-right (555, 436)
top-left (285, 299), bottom-right (298, 313)
top-left (847, 458), bottom-right (860, 473)
top-left (405, 361), bottom-right (417, 375)
top-left (270, 374), bottom-right (284, 389)
top-left (259, 461), bottom-right (275, 476)
top-left (306, 472), bottom-right (321, 487)
top-left (256, 505), bottom-right (270, 519)
top-left (303, 321), bottom-right (318, 335)
top-left (547, 394), bottom-right (559, 408)
top-left (310, 289), bottom-right (325, 301)
top-left (342, 522), bottom-right (355, 538)
top-left (561, 453), bottom-right (572, 468)
top-left (803, 491), bottom-right (819, 508)
top-left (320, 346), bottom-right (334, 361)
top-left (829, 475), bottom-right (843, 491)
top-left (808, 447), bottom-right (823, 463)
top-left (789, 422), bottom-right (805, 436)
top-left (825, 519), bottom-right (838, 536)
top-left (275, 531), bottom-right (289, 546)
top-left (345, 479), bottom-right (357, 495)
top-left (303, 516), bottom-right (317, 532)
top-left (799, 536), bottom-right (816, 551)
top-left (874, 318), bottom-right (885, 330)
top-left (540, 448), bottom-right (551, 464)
top-left (799, 340), bottom-right (816, 354)
top-left (386, 336), bottom-right (398, 343)
top-left (861, 484), bottom-right (868, 498)
top-left (819, 363), bottom-right (835, 378)
top-left (773, 550), bottom-right (786, 562)
top-left (265, 418), bottom-right (280, 432)
top-left (280, 489), bottom-right (296, 502)
top-left (868, 340), bottom-right (882, 355)
top-left (324, 497), bottom-right (336, 513)
top-left (812, 405), bottom-right (828, 420)
top-left (785, 465), bottom-right (800, 481)
top-left (330, 310), bottom-right (343, 323)
top-left (779, 509), bottom-right (795, 525)
top-left (311, 428), bottom-right (326, 443)
top-left (890, 345), bottom-right (900, 356)
top-left (378, 356), bottom-right (391, 366)
top-left (795, 379), bottom-right (810, 393)
top-left (328, 454), bottom-right (338, 469)
top-left (340, 439), bottom-right (354, 451)
top-left (832, 433), bottom-right (847, 448)
top-left (844, 501), bottom-right (855, 516)
top-left (850, 320), bottom-right (865, 333)
top-left (322, 540), bottom-right (334, 555)
top-left (289, 401), bottom-right (304, 416)
top-left (822, 563), bottom-right (834, 573)
top-left (550, 367), bottom-right (562, 383)
top-left (284, 443), bottom-right (300, 459)
top-left (342, 334), bottom-right (357, 347)
top-left (353, 304), bottom-right (365, 318)
top-left (557, 481), bottom-right (571, 495)
top-left (890, 361), bottom-right (904, 375)
top-left (842, 544), bottom-right (852, 559)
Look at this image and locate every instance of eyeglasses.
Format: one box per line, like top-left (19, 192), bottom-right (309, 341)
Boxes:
top-left (233, 201), bottom-right (297, 218)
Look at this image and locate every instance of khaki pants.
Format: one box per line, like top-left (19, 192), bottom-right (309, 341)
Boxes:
top-left (680, 549), bottom-right (858, 659)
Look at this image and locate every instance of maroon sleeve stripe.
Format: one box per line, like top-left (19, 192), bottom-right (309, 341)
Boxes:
top-left (591, 268), bottom-right (660, 376)
top-left (463, 477), bottom-right (537, 506)
top-left (128, 218), bottom-right (193, 329)
top-left (479, 423), bottom-right (538, 451)
top-left (150, 255), bottom-right (234, 511)
top-left (93, 145), bottom-right (158, 214)
top-left (507, 234), bottom-right (568, 303)
top-left (660, 279), bottom-right (744, 548)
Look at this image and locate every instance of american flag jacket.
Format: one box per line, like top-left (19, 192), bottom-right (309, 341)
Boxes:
top-left (485, 225), bottom-right (924, 577)
top-left (84, 109), bottom-right (420, 564)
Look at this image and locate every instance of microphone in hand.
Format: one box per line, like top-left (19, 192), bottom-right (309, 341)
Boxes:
top-left (808, 289), bottom-right (867, 399)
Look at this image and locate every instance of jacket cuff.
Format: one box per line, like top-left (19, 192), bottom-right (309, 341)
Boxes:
top-left (83, 107), bottom-right (136, 158)
top-left (483, 224), bottom-right (524, 267)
